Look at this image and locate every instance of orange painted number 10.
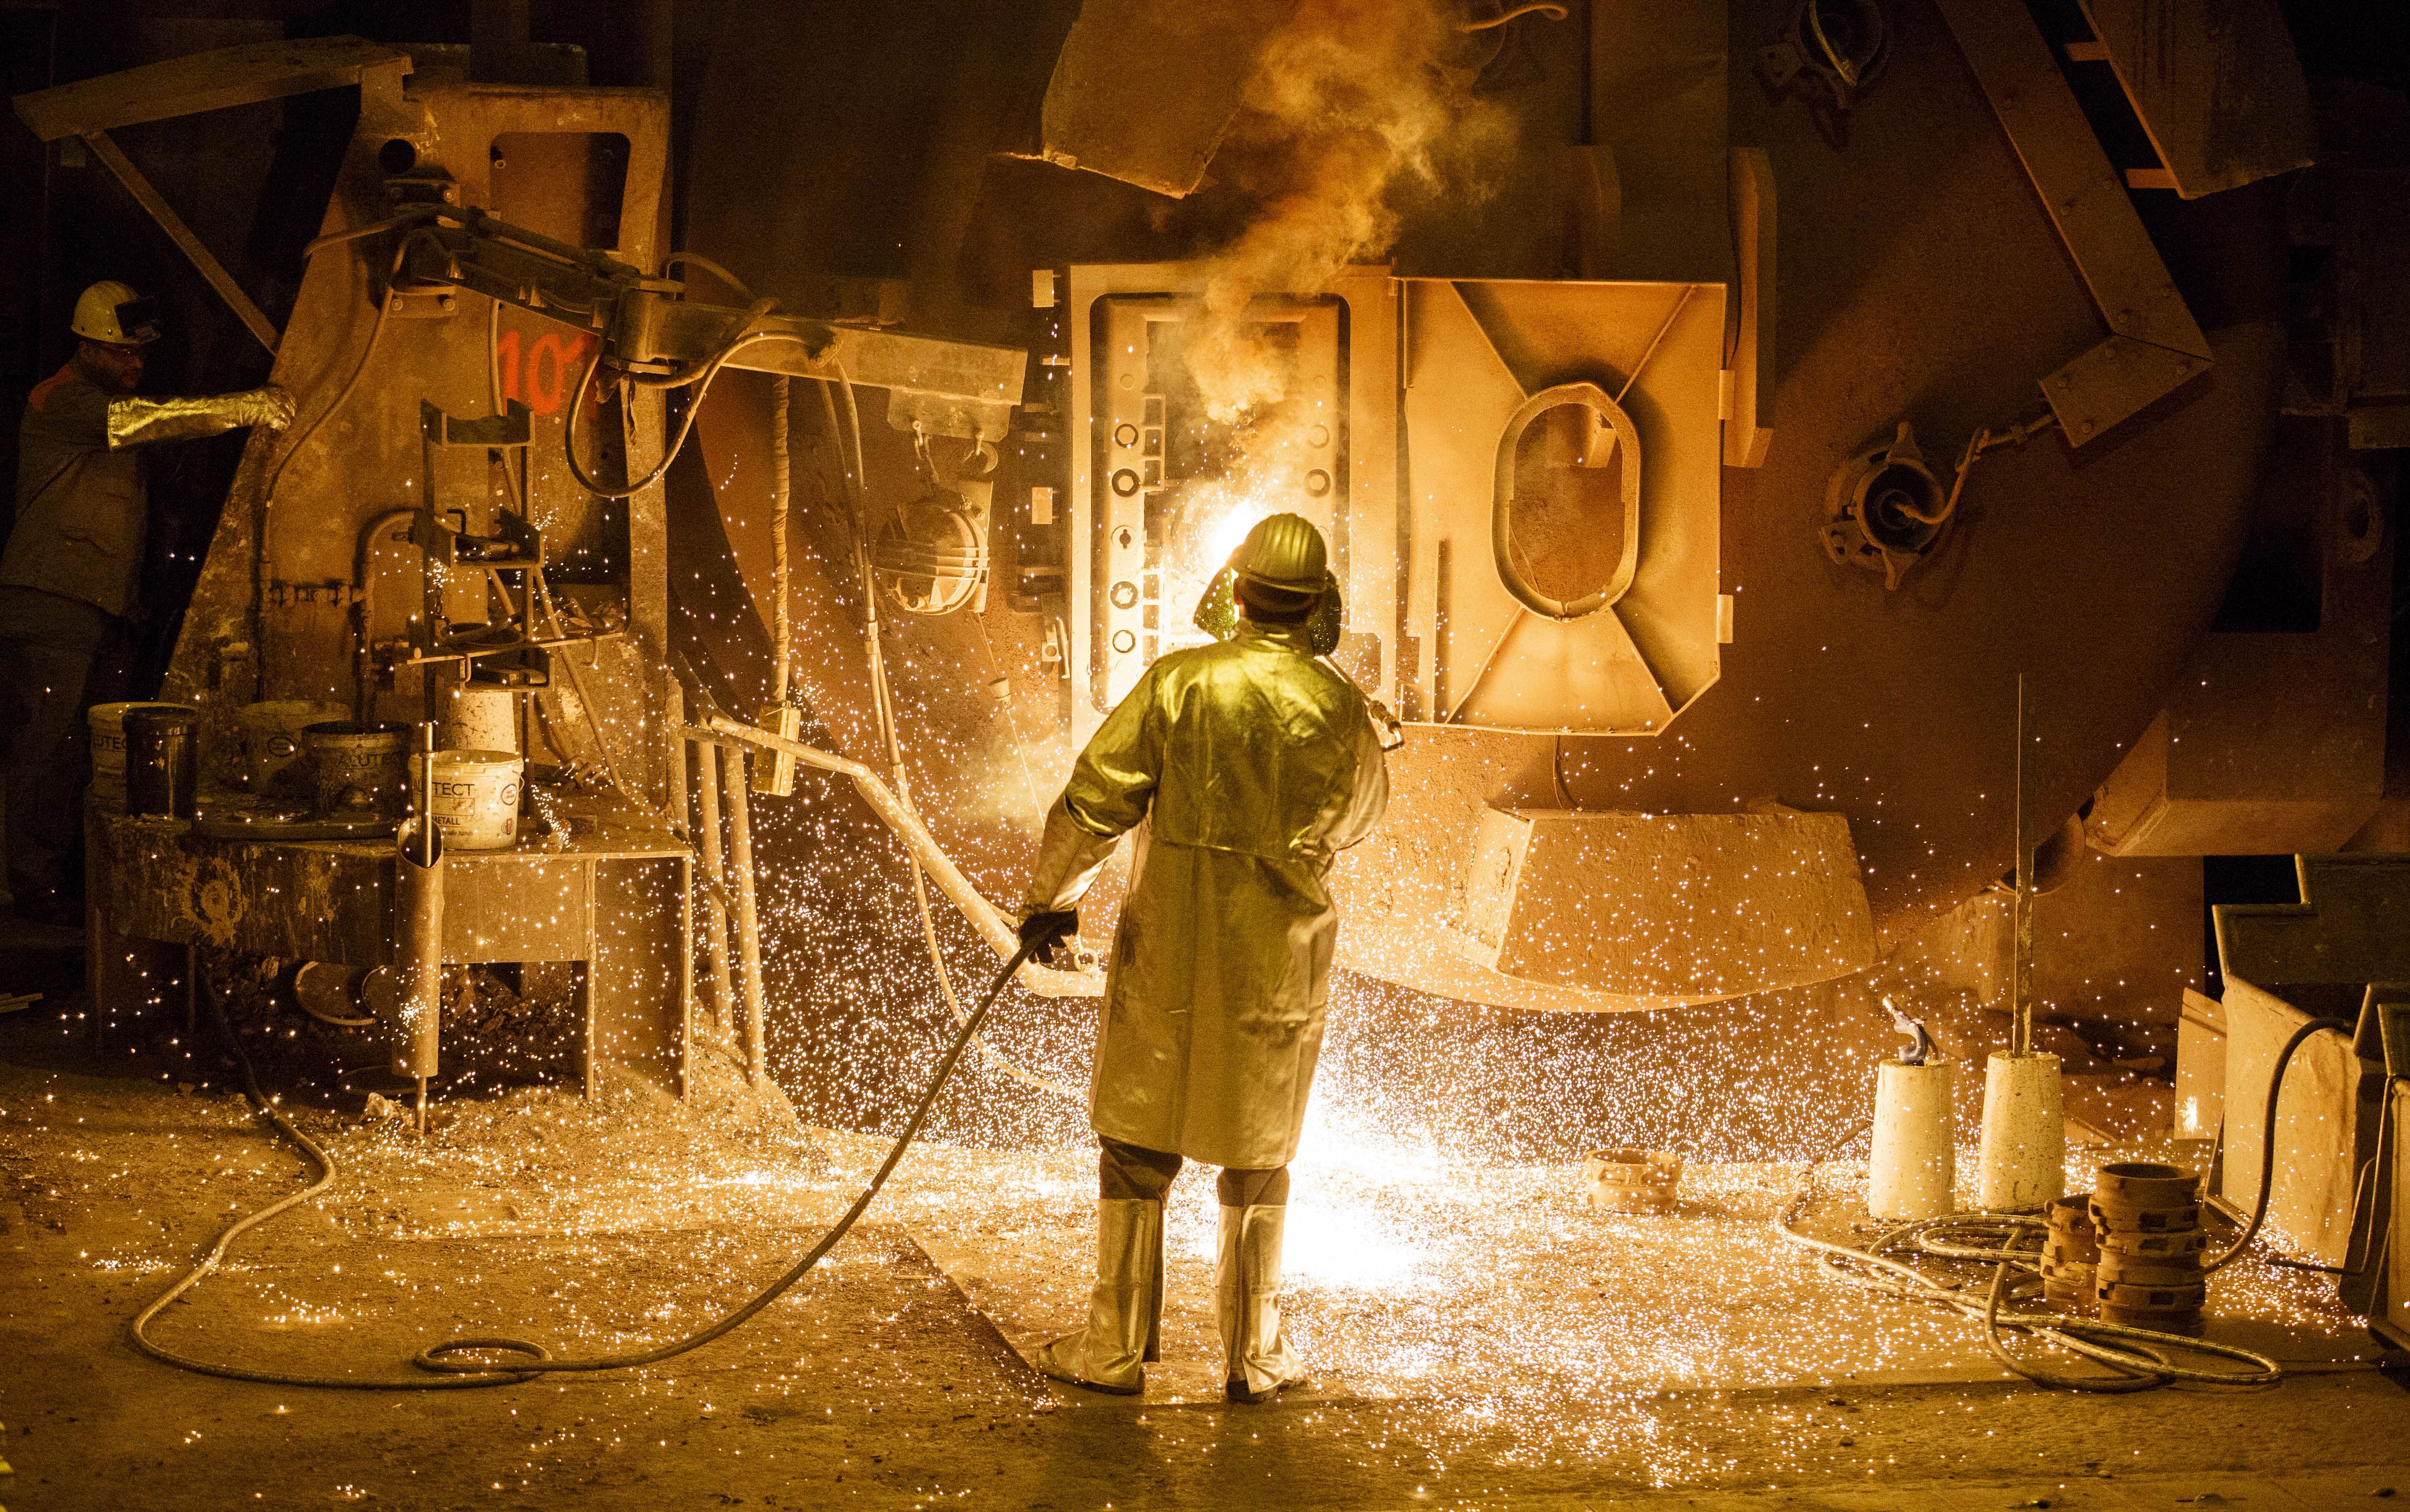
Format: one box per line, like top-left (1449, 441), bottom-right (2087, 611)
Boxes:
top-left (494, 329), bottom-right (600, 416)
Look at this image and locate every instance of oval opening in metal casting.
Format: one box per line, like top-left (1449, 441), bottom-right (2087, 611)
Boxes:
top-left (1491, 382), bottom-right (1641, 620)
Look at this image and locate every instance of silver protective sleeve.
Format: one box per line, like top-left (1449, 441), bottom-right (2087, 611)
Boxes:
top-left (107, 386), bottom-right (294, 449)
top-left (1022, 797), bottom-right (1119, 916)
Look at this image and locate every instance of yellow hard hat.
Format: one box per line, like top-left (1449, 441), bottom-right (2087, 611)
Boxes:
top-left (71, 281), bottom-right (162, 345)
top-left (1232, 512), bottom-right (1328, 592)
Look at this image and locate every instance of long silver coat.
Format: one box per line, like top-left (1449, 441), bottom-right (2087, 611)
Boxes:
top-left (1023, 618), bottom-right (1389, 1170)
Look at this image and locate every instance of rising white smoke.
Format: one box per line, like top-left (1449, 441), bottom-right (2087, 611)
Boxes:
top-left (1184, 0), bottom-right (1504, 421)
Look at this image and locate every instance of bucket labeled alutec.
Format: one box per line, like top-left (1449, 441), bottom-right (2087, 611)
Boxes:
top-left (418, 749), bottom-right (524, 851)
top-left (303, 722), bottom-right (409, 818)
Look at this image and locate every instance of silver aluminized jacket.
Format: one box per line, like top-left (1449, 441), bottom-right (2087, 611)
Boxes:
top-left (1023, 618), bottom-right (1388, 1170)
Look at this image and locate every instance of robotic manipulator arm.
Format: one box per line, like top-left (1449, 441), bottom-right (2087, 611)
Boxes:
top-left (376, 201), bottom-right (1025, 449)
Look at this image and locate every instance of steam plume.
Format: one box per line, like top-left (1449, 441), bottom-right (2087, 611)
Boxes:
top-left (1185, 0), bottom-right (1498, 421)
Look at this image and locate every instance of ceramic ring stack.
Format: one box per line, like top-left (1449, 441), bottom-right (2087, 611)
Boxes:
top-left (2087, 1161), bottom-right (2206, 1336)
top-left (2039, 1193), bottom-right (2098, 1316)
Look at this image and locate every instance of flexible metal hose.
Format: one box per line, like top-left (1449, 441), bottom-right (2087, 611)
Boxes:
top-left (560, 303), bottom-right (792, 500)
top-left (131, 942), bottom-right (1042, 1387)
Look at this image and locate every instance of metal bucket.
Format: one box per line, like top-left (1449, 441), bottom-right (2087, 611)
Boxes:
top-left (303, 722), bottom-right (409, 818)
top-left (124, 706), bottom-right (198, 820)
top-left (88, 701), bottom-right (194, 796)
top-left (419, 749), bottom-right (524, 851)
top-left (237, 701), bottom-right (342, 792)
top-left (1580, 1147), bottom-right (1682, 1213)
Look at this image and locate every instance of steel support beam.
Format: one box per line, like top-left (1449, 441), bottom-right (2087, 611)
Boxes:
top-left (1935, 0), bottom-right (2212, 444)
top-left (82, 129), bottom-right (280, 355)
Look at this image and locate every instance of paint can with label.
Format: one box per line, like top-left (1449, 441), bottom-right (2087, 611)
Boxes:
top-left (237, 701), bottom-right (342, 793)
top-left (303, 722), bottom-right (410, 818)
top-left (417, 749), bottom-right (524, 851)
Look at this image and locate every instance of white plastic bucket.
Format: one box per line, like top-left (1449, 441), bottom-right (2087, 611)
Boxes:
top-left (89, 702), bottom-right (194, 792)
top-left (420, 749), bottom-right (524, 851)
top-left (237, 700), bottom-right (342, 790)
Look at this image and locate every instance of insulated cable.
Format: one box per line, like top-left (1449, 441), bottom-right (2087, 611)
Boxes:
top-left (133, 941), bottom-right (1044, 1387)
top-left (659, 252), bottom-right (756, 301)
top-left (2205, 1015), bottom-right (2355, 1273)
top-left (415, 938), bottom-right (1043, 1376)
top-left (560, 300), bottom-right (791, 500)
top-left (130, 974), bottom-right (533, 1388)
top-left (299, 206), bottom-right (443, 259)
top-left (1461, 1), bottom-right (1568, 29)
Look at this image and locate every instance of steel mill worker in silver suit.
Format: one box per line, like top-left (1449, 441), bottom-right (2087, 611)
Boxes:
top-left (2, 281), bottom-right (292, 923)
top-left (1017, 512), bottom-right (1389, 1404)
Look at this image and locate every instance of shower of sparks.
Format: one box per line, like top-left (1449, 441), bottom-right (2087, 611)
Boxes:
top-left (25, 241), bottom-right (2356, 1507)
top-left (1, 972), bottom-right (2379, 1494)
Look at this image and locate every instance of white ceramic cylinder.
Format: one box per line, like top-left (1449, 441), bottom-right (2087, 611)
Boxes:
top-left (438, 682), bottom-right (521, 755)
top-left (1976, 1050), bottom-right (2065, 1212)
top-left (1867, 1061), bottom-right (1956, 1219)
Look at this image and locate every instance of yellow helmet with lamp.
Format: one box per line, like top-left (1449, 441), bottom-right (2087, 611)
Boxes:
top-left (71, 281), bottom-right (163, 345)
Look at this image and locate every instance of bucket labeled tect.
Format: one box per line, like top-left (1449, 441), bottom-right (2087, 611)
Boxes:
top-left (418, 749), bottom-right (524, 851)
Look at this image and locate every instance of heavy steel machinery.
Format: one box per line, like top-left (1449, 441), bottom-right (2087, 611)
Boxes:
top-left (14, 1), bottom-right (2404, 1268)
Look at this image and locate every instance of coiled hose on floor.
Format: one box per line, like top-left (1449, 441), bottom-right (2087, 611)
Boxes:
top-left (130, 941), bottom-right (1042, 1388)
top-left (1776, 1185), bottom-right (2283, 1393)
top-left (1773, 1031), bottom-right (2368, 1399)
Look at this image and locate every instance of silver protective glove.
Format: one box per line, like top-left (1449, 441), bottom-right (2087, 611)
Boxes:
top-left (108, 384), bottom-right (297, 448)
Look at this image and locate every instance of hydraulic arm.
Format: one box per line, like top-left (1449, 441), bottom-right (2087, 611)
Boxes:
top-left (372, 198), bottom-right (1025, 445)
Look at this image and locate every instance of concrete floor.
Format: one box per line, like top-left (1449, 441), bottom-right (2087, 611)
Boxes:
top-left (4, 976), bottom-right (2410, 1511)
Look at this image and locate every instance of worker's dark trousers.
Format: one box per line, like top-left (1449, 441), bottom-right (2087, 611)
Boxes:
top-left (0, 588), bottom-right (124, 922)
top-left (1099, 1136), bottom-right (1289, 1207)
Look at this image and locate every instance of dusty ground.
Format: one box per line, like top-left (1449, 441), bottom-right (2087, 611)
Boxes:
top-left (3, 976), bottom-right (2409, 1511)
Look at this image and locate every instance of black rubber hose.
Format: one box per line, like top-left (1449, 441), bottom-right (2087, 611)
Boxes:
top-left (416, 938), bottom-right (1040, 1376)
top-left (132, 941), bottom-right (1041, 1387)
top-left (2204, 1015), bottom-right (2355, 1274)
top-left (129, 974), bottom-right (534, 1388)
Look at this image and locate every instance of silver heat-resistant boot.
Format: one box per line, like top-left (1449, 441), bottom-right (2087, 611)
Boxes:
top-left (1217, 1203), bottom-right (1308, 1404)
top-left (1035, 1197), bottom-right (1162, 1395)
